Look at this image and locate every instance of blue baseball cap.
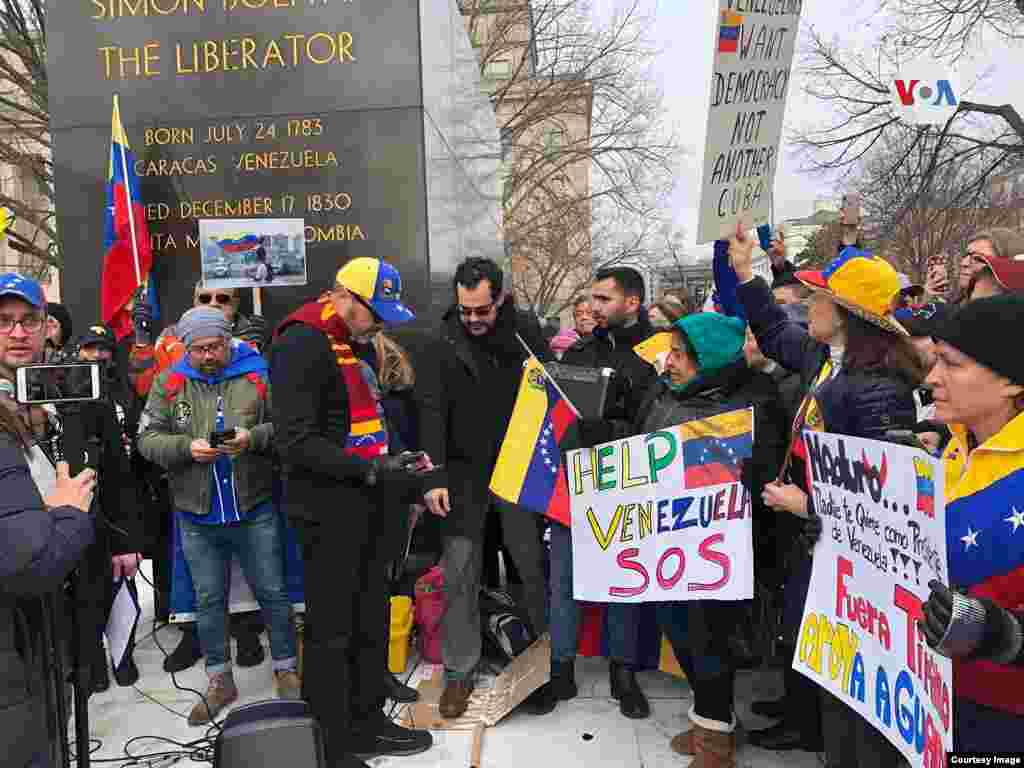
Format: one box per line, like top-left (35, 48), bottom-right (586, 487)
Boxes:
top-left (0, 273), bottom-right (44, 309)
top-left (335, 258), bottom-right (415, 325)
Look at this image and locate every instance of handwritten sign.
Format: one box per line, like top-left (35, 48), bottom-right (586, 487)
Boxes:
top-left (696, 0), bottom-right (803, 244)
top-left (794, 431), bottom-right (953, 767)
top-left (568, 409), bottom-right (755, 603)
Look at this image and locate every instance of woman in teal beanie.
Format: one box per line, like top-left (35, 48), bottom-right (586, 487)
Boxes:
top-left (632, 312), bottom-right (788, 766)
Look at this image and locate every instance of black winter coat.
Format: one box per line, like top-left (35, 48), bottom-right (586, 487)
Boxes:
top-left (417, 301), bottom-right (550, 539)
top-left (0, 435), bottom-right (95, 768)
top-left (561, 313), bottom-right (659, 423)
top-left (269, 323), bottom-right (423, 548)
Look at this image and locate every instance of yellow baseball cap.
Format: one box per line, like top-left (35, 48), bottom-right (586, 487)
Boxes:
top-left (335, 258), bottom-right (415, 325)
top-left (796, 247), bottom-right (906, 335)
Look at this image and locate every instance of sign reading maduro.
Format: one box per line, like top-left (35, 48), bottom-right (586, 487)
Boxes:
top-left (567, 409), bottom-right (755, 603)
top-left (794, 431), bottom-right (953, 767)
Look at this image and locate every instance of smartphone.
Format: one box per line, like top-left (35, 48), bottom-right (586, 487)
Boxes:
top-left (209, 428), bottom-right (238, 448)
top-left (16, 362), bottom-right (103, 404)
top-left (400, 451), bottom-right (428, 467)
top-left (841, 193), bottom-right (862, 227)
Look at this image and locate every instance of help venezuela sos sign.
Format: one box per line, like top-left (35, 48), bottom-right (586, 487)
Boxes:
top-left (890, 69), bottom-right (960, 126)
top-left (567, 409), bottom-right (756, 603)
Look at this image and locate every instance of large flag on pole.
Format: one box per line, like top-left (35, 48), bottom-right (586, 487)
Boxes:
top-left (490, 355), bottom-right (579, 526)
top-left (101, 94), bottom-right (152, 340)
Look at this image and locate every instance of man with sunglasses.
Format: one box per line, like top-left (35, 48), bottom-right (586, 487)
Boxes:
top-left (270, 258), bottom-right (438, 768)
top-left (127, 282), bottom-right (268, 675)
top-left (418, 257), bottom-right (555, 720)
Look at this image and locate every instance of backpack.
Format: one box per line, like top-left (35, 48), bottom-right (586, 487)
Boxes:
top-left (479, 588), bottom-right (535, 666)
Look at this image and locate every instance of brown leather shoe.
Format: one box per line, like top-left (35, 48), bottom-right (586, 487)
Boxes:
top-left (188, 671), bottom-right (239, 726)
top-left (439, 680), bottom-right (474, 719)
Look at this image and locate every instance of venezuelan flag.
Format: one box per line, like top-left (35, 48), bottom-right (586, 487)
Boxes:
top-left (217, 234), bottom-right (262, 253)
top-left (490, 357), bottom-right (578, 526)
top-left (633, 331), bottom-right (673, 367)
top-left (718, 10), bottom-right (743, 54)
top-left (913, 456), bottom-right (935, 516)
top-left (101, 95), bottom-right (153, 341)
top-left (679, 409), bottom-right (754, 489)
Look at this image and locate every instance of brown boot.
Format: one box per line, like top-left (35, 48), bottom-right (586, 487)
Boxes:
top-left (690, 724), bottom-right (736, 768)
top-left (669, 729), bottom-right (696, 756)
top-left (188, 671), bottom-right (239, 726)
top-left (274, 669), bottom-right (302, 700)
top-left (439, 680), bottom-right (474, 719)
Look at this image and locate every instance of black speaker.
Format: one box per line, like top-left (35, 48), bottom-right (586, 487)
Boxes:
top-left (214, 700), bottom-right (325, 768)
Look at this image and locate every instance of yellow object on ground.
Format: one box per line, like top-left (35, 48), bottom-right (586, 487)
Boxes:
top-left (659, 634), bottom-right (687, 679)
top-left (389, 595), bottom-right (414, 674)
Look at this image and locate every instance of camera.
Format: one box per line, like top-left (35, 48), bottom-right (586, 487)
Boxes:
top-left (210, 428), bottom-right (237, 448)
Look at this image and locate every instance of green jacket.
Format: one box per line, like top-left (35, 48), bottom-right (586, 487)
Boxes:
top-left (138, 346), bottom-right (275, 518)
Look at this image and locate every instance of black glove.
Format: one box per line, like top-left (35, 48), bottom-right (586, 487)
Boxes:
top-left (132, 297), bottom-right (154, 345)
top-left (797, 512), bottom-right (822, 552)
top-left (237, 315), bottom-right (267, 350)
top-left (364, 454), bottom-right (415, 487)
top-left (920, 580), bottom-right (1024, 662)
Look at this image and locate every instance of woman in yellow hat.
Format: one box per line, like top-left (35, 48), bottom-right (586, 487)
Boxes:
top-left (728, 229), bottom-right (924, 768)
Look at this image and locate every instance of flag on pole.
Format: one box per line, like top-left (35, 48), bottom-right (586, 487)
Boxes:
top-left (489, 356), bottom-right (579, 526)
top-left (101, 94), bottom-right (152, 340)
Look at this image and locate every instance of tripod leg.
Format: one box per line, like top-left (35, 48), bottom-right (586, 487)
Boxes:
top-left (41, 593), bottom-right (70, 768)
top-left (67, 575), bottom-right (91, 768)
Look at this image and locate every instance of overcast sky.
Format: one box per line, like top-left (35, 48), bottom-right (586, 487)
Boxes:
top-left (608, 0), bottom-right (1021, 259)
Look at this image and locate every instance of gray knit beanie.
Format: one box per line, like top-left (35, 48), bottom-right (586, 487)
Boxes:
top-left (178, 306), bottom-right (231, 348)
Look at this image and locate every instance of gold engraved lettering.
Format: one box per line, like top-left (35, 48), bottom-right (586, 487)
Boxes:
top-left (92, 0), bottom-right (206, 20)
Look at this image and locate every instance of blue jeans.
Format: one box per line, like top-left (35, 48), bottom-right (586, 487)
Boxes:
top-left (178, 507), bottom-right (297, 675)
top-left (548, 523), bottom-right (641, 665)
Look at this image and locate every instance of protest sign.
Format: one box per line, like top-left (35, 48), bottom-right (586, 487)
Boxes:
top-left (568, 409), bottom-right (755, 603)
top-left (794, 431), bottom-right (953, 767)
top-left (696, 1), bottom-right (803, 244)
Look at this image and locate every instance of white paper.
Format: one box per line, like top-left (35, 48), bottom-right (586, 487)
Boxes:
top-left (105, 579), bottom-right (140, 669)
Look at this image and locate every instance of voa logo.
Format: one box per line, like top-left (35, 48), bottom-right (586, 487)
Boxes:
top-left (893, 79), bottom-right (957, 107)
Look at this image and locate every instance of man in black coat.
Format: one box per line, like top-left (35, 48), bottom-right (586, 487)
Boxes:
top-left (418, 258), bottom-right (553, 719)
top-left (550, 267), bottom-right (658, 719)
top-left (270, 259), bottom-right (436, 768)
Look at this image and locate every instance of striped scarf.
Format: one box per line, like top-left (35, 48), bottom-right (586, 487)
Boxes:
top-left (277, 297), bottom-right (388, 459)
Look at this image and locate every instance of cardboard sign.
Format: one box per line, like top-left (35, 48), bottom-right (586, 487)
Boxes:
top-left (794, 431), bottom-right (953, 767)
top-left (402, 635), bottom-right (551, 730)
top-left (568, 409), bottom-right (755, 603)
top-left (696, 1), bottom-right (803, 244)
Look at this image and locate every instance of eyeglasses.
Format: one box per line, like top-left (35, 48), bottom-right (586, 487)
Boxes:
top-left (0, 314), bottom-right (44, 335)
top-left (458, 303), bottom-right (495, 319)
top-left (197, 293), bottom-right (233, 306)
top-left (189, 339), bottom-right (227, 357)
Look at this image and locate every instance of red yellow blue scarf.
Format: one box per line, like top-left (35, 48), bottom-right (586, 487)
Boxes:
top-left (277, 297), bottom-right (388, 459)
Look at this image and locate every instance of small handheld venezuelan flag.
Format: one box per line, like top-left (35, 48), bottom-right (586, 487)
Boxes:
top-left (490, 356), bottom-right (579, 526)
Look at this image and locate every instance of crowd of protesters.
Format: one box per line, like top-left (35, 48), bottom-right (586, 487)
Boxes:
top-left (3, 212), bottom-right (1024, 768)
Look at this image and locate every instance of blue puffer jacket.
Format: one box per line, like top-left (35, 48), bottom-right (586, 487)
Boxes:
top-left (736, 276), bottom-right (917, 445)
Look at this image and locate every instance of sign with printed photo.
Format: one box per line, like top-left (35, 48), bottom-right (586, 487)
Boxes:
top-left (199, 218), bottom-right (307, 290)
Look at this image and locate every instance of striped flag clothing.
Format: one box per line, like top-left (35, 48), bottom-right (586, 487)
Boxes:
top-left (943, 412), bottom-right (1024, 715)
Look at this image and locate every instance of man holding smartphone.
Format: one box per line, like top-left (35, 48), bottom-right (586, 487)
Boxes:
top-left (138, 306), bottom-right (299, 726)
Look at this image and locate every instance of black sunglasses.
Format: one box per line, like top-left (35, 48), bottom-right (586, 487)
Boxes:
top-left (197, 292), bottom-right (233, 305)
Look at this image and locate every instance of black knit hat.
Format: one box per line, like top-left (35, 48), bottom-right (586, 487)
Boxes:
top-left (772, 269), bottom-right (802, 291)
top-left (932, 295), bottom-right (1024, 387)
top-left (46, 302), bottom-right (73, 346)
